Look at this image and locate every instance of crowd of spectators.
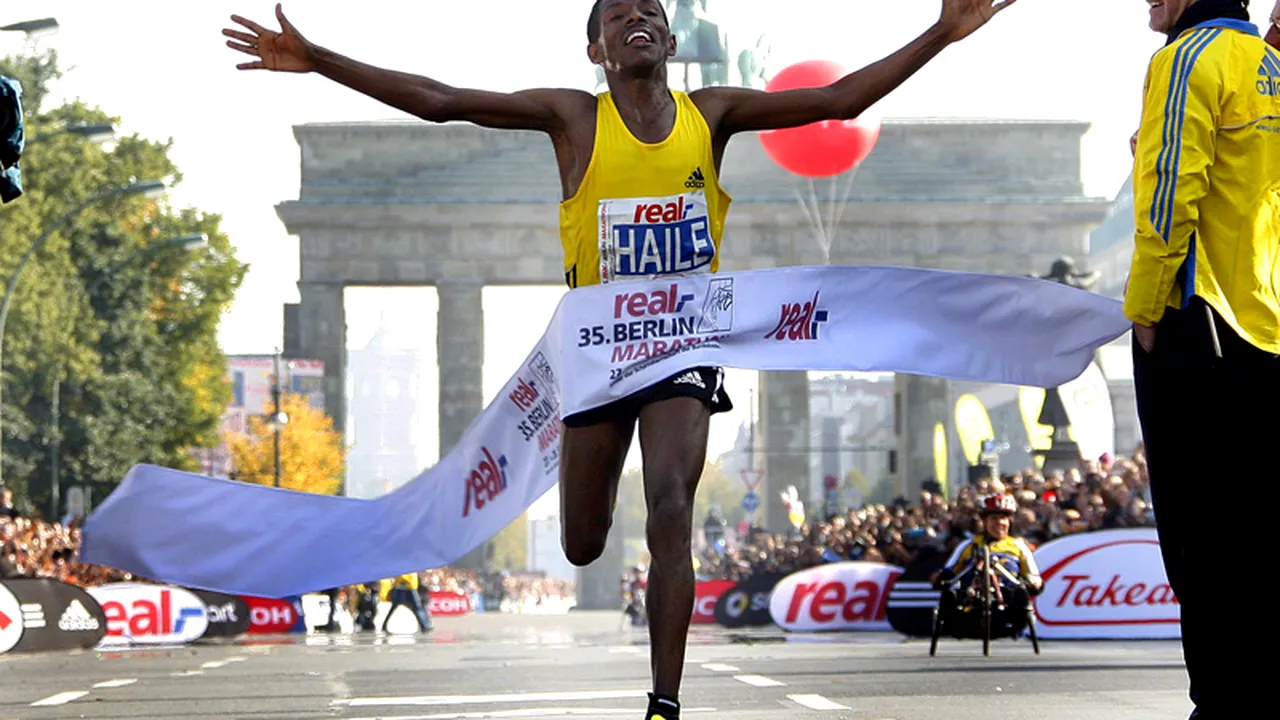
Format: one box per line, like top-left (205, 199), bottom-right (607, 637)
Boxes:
top-left (695, 449), bottom-right (1154, 584)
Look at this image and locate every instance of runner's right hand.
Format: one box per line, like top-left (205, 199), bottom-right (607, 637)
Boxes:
top-left (223, 3), bottom-right (314, 73)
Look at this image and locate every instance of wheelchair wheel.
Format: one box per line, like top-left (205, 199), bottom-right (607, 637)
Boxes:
top-left (929, 606), bottom-right (941, 657)
top-left (980, 546), bottom-right (992, 657)
top-left (1026, 604), bottom-right (1041, 655)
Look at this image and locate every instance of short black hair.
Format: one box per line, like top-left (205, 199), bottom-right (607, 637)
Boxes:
top-left (588, 0), bottom-right (668, 44)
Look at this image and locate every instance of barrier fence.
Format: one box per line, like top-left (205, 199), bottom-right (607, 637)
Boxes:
top-left (0, 528), bottom-right (1176, 655)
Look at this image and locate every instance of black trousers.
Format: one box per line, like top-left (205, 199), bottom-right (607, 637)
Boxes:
top-left (1132, 297), bottom-right (1276, 718)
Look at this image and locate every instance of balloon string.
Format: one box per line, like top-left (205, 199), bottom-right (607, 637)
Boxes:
top-left (791, 182), bottom-right (827, 264)
top-left (831, 164), bottom-right (862, 243)
top-left (807, 176), bottom-right (831, 263)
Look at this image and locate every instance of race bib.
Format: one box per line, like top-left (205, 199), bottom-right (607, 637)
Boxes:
top-left (597, 192), bottom-right (716, 285)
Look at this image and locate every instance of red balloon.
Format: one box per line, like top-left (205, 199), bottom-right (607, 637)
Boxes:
top-left (758, 60), bottom-right (882, 178)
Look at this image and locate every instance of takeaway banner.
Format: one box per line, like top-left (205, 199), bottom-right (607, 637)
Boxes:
top-left (429, 591), bottom-right (472, 617)
top-left (241, 595), bottom-right (306, 635)
top-left (1032, 527), bottom-right (1180, 640)
top-left (190, 590), bottom-right (251, 639)
top-left (0, 581), bottom-right (27, 653)
top-left (886, 551), bottom-right (950, 638)
top-left (690, 579), bottom-right (736, 626)
top-left (81, 265), bottom-right (1129, 599)
top-left (714, 572), bottom-right (784, 629)
top-left (769, 561), bottom-right (904, 632)
top-left (88, 583), bottom-right (209, 646)
top-left (1, 579), bottom-right (107, 653)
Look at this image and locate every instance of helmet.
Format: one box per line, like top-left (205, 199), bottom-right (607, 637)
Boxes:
top-left (979, 494), bottom-right (1018, 516)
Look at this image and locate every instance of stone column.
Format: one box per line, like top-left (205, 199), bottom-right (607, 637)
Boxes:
top-left (894, 374), bottom-right (951, 498)
top-left (436, 280), bottom-right (485, 455)
top-left (296, 283), bottom-right (347, 434)
top-left (759, 371), bottom-right (810, 533)
top-left (436, 279), bottom-right (487, 570)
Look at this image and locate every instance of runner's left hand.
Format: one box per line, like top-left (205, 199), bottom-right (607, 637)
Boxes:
top-left (937, 0), bottom-right (1019, 43)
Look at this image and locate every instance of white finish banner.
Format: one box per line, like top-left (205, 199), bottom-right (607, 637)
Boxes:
top-left (80, 265), bottom-right (1130, 599)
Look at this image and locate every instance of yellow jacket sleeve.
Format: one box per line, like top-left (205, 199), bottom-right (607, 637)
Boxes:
top-left (1124, 30), bottom-right (1222, 326)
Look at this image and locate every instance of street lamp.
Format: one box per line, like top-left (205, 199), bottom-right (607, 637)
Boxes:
top-left (0, 178), bottom-right (167, 490)
top-left (0, 19), bottom-right (59, 35)
top-left (268, 350), bottom-right (290, 488)
top-left (47, 232), bottom-right (207, 520)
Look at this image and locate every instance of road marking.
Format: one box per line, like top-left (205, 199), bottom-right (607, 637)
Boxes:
top-left (30, 691), bottom-right (89, 707)
top-left (788, 694), bottom-right (851, 710)
top-left (334, 690), bottom-right (651, 708)
top-left (170, 670), bottom-right (204, 677)
top-left (226, 656), bottom-right (247, 663)
top-left (92, 679), bottom-right (138, 689)
top-left (733, 674), bottom-right (786, 688)
top-left (200, 660), bottom-right (228, 669)
top-left (700, 663), bottom-right (740, 672)
top-left (343, 709), bottom-right (717, 719)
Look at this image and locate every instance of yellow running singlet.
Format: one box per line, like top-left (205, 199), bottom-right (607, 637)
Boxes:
top-left (559, 91), bottom-right (732, 289)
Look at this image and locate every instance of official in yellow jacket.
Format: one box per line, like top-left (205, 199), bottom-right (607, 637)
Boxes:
top-left (1128, 2), bottom-right (1278, 718)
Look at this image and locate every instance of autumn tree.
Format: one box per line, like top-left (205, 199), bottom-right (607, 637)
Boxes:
top-left (226, 392), bottom-right (345, 495)
top-left (0, 50), bottom-right (246, 513)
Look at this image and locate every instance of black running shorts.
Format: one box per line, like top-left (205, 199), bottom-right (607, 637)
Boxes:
top-left (562, 366), bottom-right (733, 428)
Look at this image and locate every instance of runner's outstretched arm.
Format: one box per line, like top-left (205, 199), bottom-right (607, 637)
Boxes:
top-left (222, 3), bottom-right (583, 132)
top-left (699, 0), bottom-right (1017, 136)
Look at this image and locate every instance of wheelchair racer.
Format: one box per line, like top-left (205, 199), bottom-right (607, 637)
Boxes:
top-left (932, 494), bottom-right (1043, 611)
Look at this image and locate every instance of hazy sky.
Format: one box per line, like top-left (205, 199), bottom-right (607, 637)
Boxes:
top-left (6, 0), bottom-right (1271, 499)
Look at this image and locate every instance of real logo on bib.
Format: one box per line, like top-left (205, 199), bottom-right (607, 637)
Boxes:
top-left (598, 192), bottom-right (715, 281)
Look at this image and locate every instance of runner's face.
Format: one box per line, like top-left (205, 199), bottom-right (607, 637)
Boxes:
top-left (1145, 0), bottom-right (1196, 34)
top-left (592, 0), bottom-right (674, 73)
top-left (983, 514), bottom-right (1010, 539)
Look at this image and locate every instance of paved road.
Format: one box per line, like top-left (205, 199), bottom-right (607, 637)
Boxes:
top-left (0, 612), bottom-right (1193, 720)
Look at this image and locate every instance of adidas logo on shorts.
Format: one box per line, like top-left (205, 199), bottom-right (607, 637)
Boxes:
top-left (673, 370), bottom-right (705, 389)
top-left (58, 600), bottom-right (100, 632)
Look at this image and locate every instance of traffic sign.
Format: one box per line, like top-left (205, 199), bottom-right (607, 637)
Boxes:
top-left (742, 492), bottom-right (760, 513)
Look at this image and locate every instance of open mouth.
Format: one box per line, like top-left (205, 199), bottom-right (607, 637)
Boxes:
top-left (625, 28), bottom-right (654, 46)
top-left (1148, 1), bottom-right (1164, 11)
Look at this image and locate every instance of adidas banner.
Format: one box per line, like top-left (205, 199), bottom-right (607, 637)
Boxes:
top-left (79, 265), bottom-right (1130, 598)
top-left (0, 579), bottom-right (107, 653)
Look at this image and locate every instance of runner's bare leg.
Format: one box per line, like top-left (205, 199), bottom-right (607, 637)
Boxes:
top-left (638, 396), bottom-right (711, 700)
top-left (559, 418), bottom-right (635, 566)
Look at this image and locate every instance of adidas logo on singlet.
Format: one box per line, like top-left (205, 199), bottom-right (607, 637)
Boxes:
top-left (684, 167), bottom-right (705, 189)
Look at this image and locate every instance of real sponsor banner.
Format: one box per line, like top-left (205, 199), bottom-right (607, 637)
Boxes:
top-left (886, 551), bottom-right (950, 638)
top-left (81, 266), bottom-right (1129, 598)
top-left (88, 583), bottom-right (209, 646)
top-left (690, 579), bottom-right (736, 625)
top-left (0, 579), bottom-right (107, 653)
top-left (713, 572), bottom-right (784, 628)
top-left (769, 561), bottom-right (904, 632)
top-left (428, 591), bottom-right (472, 617)
top-left (0, 581), bottom-right (26, 654)
top-left (190, 590), bottom-right (251, 639)
top-left (241, 596), bottom-right (306, 635)
top-left (1032, 527), bottom-right (1179, 639)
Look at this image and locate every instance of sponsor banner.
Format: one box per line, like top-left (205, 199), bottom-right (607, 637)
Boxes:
top-left (691, 580), bottom-right (736, 625)
top-left (1032, 527), bottom-right (1180, 639)
top-left (1, 579), bottom-right (107, 653)
top-left (190, 590), bottom-right (251, 639)
top-left (0, 581), bottom-right (25, 654)
top-left (769, 562), bottom-right (903, 632)
top-left (714, 572), bottom-right (784, 628)
top-left (88, 583), bottom-right (209, 646)
top-left (428, 591), bottom-right (472, 617)
top-left (886, 551), bottom-right (950, 638)
top-left (241, 596), bottom-right (306, 635)
top-left (82, 266), bottom-right (1129, 598)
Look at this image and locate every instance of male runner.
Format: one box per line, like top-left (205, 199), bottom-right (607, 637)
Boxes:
top-left (223, 2), bottom-right (1017, 716)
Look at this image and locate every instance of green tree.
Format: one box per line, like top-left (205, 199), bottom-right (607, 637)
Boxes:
top-left (0, 50), bottom-right (247, 514)
top-left (612, 459), bottom-right (745, 546)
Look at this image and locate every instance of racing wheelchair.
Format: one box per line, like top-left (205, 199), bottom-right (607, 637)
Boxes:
top-left (929, 543), bottom-right (1041, 657)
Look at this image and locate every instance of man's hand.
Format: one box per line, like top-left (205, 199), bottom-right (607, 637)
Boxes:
top-left (936, 0), bottom-right (1019, 43)
top-left (223, 3), bottom-right (314, 73)
top-left (1130, 130), bottom-right (1139, 157)
top-left (1134, 322), bottom-right (1156, 354)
